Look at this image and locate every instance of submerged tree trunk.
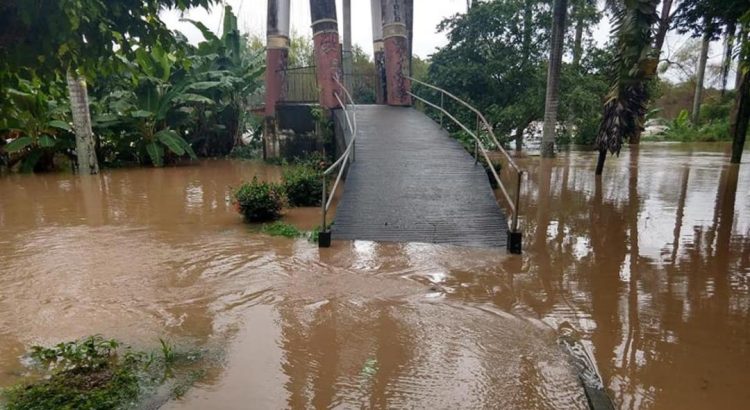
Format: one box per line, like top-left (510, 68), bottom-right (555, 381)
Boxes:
top-left (730, 64), bottom-right (749, 164)
top-left (66, 70), bottom-right (99, 175)
top-left (541, 0), bottom-right (567, 158)
top-left (691, 28), bottom-right (711, 125)
top-left (595, 149), bottom-right (606, 176)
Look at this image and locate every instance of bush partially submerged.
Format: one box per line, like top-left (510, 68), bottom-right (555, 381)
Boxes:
top-left (2, 336), bottom-right (209, 410)
top-left (233, 177), bottom-right (285, 222)
top-left (282, 165), bottom-right (323, 207)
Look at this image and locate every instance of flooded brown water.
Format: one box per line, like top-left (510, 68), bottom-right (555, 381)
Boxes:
top-left (0, 144), bottom-right (748, 409)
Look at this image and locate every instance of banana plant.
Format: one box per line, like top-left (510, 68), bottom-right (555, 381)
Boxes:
top-left (1, 79), bottom-right (75, 172)
top-left (101, 43), bottom-right (210, 166)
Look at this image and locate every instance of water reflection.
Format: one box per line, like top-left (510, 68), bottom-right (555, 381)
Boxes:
top-left (0, 146), bottom-right (748, 409)
top-left (518, 145), bottom-right (750, 409)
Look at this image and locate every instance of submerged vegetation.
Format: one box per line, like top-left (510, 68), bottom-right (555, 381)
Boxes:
top-left (1, 336), bottom-right (205, 410)
top-left (233, 177), bottom-right (285, 222)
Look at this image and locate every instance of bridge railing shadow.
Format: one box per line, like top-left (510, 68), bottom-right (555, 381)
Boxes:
top-left (407, 76), bottom-right (525, 254)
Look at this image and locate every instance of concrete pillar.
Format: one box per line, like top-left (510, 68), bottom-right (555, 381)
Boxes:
top-left (342, 0), bottom-right (353, 92)
top-left (265, 0), bottom-right (291, 117)
top-left (310, 0), bottom-right (342, 109)
top-left (371, 0), bottom-right (387, 104)
top-left (382, 0), bottom-right (412, 106)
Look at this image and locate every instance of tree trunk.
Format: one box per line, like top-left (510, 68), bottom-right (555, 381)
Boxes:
top-left (735, 27), bottom-right (747, 91)
top-left (628, 0), bottom-right (672, 146)
top-left (653, 0), bottom-right (673, 55)
top-left (572, 2), bottom-right (583, 68)
top-left (515, 126), bottom-right (524, 151)
top-left (66, 70), bottom-right (99, 175)
top-left (721, 22), bottom-right (736, 97)
top-left (730, 63), bottom-right (749, 164)
top-left (691, 28), bottom-right (711, 125)
top-left (595, 149), bottom-right (606, 176)
top-left (541, 0), bottom-right (567, 158)
top-left (522, 0), bottom-right (533, 65)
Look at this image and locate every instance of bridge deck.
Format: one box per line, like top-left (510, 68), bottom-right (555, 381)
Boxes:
top-left (331, 105), bottom-right (508, 248)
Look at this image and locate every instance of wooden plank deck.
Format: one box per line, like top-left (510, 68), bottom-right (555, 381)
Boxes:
top-left (331, 105), bottom-right (508, 248)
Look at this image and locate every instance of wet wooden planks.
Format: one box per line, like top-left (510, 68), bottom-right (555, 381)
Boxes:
top-left (331, 105), bottom-right (508, 248)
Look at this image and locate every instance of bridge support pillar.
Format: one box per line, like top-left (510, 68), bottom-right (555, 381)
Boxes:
top-left (371, 0), bottom-right (387, 104)
top-left (310, 0), bottom-right (342, 110)
top-left (264, 0), bottom-right (290, 117)
top-left (382, 0), bottom-right (412, 106)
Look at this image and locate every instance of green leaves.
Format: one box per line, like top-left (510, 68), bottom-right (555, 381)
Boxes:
top-left (146, 141), bottom-right (164, 167)
top-left (156, 129), bottom-right (185, 156)
top-left (48, 120), bottom-right (72, 132)
top-left (38, 135), bottom-right (56, 148)
top-left (3, 136), bottom-right (33, 152)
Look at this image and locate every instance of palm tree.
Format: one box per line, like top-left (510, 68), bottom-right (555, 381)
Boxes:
top-left (540, 0), bottom-right (568, 158)
top-left (66, 70), bottom-right (99, 175)
top-left (595, 0), bottom-right (660, 176)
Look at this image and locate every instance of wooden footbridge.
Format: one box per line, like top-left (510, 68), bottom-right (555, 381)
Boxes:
top-left (318, 78), bottom-right (524, 253)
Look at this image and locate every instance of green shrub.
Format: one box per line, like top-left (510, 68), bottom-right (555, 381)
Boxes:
top-left (233, 177), bottom-right (285, 222)
top-left (282, 165), bottom-right (323, 207)
top-left (661, 110), bottom-right (731, 142)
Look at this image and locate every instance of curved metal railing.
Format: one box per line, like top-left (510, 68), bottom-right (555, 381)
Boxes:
top-left (407, 76), bottom-right (524, 237)
top-left (320, 76), bottom-right (357, 240)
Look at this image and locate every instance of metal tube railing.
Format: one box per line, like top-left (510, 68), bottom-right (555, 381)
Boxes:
top-left (320, 76), bottom-right (358, 241)
top-left (407, 76), bottom-right (524, 236)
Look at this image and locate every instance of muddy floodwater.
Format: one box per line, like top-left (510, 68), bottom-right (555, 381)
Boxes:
top-left (1, 144), bottom-right (749, 409)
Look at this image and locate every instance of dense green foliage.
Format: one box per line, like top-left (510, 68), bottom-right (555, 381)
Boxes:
top-left (0, 4), bottom-right (262, 172)
top-left (425, 0), bottom-right (608, 147)
top-left (234, 178), bottom-right (285, 222)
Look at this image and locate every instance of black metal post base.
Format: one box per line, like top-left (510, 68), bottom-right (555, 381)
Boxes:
top-left (507, 231), bottom-right (522, 254)
top-left (318, 231), bottom-right (332, 248)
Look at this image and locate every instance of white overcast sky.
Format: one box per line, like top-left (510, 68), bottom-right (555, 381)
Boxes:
top-left (161, 0), bottom-right (735, 87)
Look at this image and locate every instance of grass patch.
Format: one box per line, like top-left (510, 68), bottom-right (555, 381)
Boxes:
top-left (261, 222), bottom-right (302, 238)
top-left (1, 336), bottom-right (208, 410)
top-left (260, 222), bottom-right (322, 243)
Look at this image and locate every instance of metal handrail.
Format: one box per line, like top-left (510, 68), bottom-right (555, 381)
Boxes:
top-left (321, 76), bottom-right (357, 232)
top-left (407, 76), bottom-right (524, 234)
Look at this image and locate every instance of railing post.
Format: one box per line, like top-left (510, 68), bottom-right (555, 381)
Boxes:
top-left (319, 176), bottom-right (331, 247)
top-left (440, 93), bottom-right (444, 127)
top-left (507, 170), bottom-right (523, 254)
top-left (474, 141), bottom-right (478, 165)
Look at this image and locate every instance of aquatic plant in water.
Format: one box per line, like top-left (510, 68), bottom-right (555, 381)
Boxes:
top-left (1, 336), bottom-right (207, 410)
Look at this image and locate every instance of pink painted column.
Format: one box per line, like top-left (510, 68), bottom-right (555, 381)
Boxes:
top-left (264, 0), bottom-right (291, 116)
top-left (371, 0), bottom-right (387, 104)
top-left (382, 0), bottom-right (411, 106)
top-left (310, 0), bottom-right (342, 109)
